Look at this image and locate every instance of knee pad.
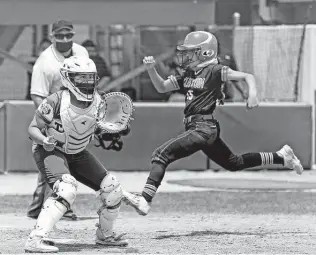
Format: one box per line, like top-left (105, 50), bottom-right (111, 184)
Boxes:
top-left (53, 174), bottom-right (78, 209)
top-left (98, 173), bottom-right (123, 208)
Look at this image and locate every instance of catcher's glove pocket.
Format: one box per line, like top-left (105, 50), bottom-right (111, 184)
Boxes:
top-left (96, 92), bottom-right (134, 134)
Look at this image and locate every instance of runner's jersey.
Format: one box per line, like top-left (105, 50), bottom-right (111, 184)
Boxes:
top-left (169, 63), bottom-right (229, 117)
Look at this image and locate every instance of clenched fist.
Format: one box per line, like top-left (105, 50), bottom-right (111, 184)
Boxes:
top-left (246, 95), bottom-right (260, 110)
top-left (143, 56), bottom-right (156, 70)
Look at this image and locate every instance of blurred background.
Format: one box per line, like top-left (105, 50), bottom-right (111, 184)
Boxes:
top-left (0, 0), bottom-right (315, 172)
top-left (0, 0), bottom-right (314, 102)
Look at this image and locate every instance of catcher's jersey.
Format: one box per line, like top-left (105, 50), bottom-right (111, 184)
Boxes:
top-left (36, 90), bottom-right (101, 154)
top-left (169, 63), bottom-right (228, 118)
top-left (31, 43), bottom-right (89, 98)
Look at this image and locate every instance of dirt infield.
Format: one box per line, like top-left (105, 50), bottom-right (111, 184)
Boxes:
top-left (1, 170), bottom-right (316, 254)
top-left (1, 212), bottom-right (316, 254)
top-left (1, 188), bottom-right (316, 254)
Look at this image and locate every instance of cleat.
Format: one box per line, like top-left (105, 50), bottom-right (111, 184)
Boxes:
top-left (25, 236), bottom-right (59, 253)
top-left (95, 228), bottom-right (129, 247)
top-left (277, 145), bottom-right (304, 175)
top-left (122, 190), bottom-right (151, 216)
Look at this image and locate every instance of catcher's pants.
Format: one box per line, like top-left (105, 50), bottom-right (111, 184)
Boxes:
top-left (32, 145), bottom-right (108, 191)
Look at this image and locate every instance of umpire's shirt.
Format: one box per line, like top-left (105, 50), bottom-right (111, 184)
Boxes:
top-left (30, 43), bottom-right (88, 98)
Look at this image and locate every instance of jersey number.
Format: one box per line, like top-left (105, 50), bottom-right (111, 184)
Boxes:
top-left (186, 90), bottom-right (194, 101)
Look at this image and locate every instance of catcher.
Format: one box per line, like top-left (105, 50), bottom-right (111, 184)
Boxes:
top-left (25, 55), bottom-right (134, 253)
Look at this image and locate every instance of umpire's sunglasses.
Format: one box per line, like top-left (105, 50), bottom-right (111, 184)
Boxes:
top-left (53, 33), bottom-right (74, 40)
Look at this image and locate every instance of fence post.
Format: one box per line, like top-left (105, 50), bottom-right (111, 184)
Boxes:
top-left (232, 12), bottom-right (240, 57)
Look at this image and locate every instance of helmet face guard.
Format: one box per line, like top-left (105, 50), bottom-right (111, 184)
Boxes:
top-left (176, 45), bottom-right (201, 68)
top-left (62, 70), bottom-right (99, 101)
top-left (60, 56), bottom-right (99, 102)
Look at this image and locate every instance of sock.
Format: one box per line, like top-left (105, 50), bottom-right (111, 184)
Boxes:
top-left (241, 152), bottom-right (284, 169)
top-left (142, 179), bottom-right (157, 203)
top-left (259, 152), bottom-right (284, 165)
top-left (142, 162), bottom-right (166, 202)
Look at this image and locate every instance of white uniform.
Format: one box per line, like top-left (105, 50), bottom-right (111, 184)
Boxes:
top-left (31, 91), bottom-right (127, 248)
top-left (30, 43), bottom-right (89, 98)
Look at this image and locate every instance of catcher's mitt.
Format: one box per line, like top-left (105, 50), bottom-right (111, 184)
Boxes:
top-left (95, 92), bottom-right (134, 134)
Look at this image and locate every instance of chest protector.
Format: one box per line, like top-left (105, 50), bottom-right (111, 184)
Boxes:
top-left (46, 91), bottom-right (100, 154)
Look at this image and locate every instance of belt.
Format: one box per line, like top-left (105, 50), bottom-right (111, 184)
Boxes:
top-left (183, 114), bottom-right (214, 125)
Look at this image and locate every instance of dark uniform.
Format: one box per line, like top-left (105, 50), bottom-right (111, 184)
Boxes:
top-left (181, 64), bottom-right (226, 117)
top-left (136, 31), bottom-right (301, 207)
top-left (151, 63), bottom-right (265, 174)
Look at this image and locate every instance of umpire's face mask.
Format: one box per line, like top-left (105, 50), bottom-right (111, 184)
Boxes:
top-left (52, 31), bottom-right (74, 53)
top-left (55, 41), bottom-right (73, 53)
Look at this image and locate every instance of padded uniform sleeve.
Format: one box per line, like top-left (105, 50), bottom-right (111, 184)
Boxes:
top-left (35, 94), bottom-right (58, 124)
top-left (213, 64), bottom-right (229, 82)
top-left (220, 65), bottom-right (229, 82)
top-left (199, 64), bottom-right (229, 91)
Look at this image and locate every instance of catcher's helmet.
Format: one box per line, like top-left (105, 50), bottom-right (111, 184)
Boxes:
top-left (176, 31), bottom-right (218, 68)
top-left (60, 56), bottom-right (99, 102)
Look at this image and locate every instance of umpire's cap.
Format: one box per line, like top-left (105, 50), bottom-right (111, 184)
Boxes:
top-left (52, 20), bottom-right (74, 33)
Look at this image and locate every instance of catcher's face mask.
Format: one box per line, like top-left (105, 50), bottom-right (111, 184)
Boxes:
top-left (68, 72), bottom-right (99, 101)
top-left (60, 56), bottom-right (99, 102)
